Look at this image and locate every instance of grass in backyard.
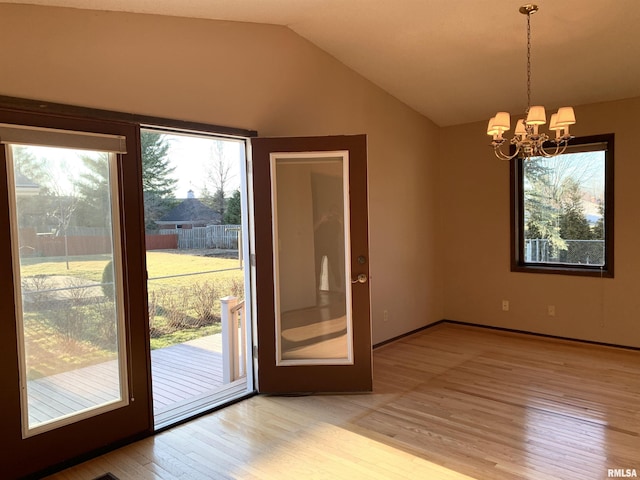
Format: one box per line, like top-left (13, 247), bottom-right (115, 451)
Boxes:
top-left (146, 251), bottom-right (243, 288)
top-left (21, 254), bottom-right (113, 282)
top-left (21, 251), bottom-right (243, 287)
top-left (23, 314), bottom-right (117, 379)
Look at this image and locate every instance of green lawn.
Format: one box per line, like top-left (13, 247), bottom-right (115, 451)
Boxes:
top-left (21, 251), bottom-right (242, 284)
top-left (21, 254), bottom-right (113, 282)
top-left (20, 250), bottom-right (244, 375)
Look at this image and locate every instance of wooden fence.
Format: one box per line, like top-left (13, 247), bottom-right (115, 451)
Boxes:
top-left (146, 234), bottom-right (178, 250)
top-left (159, 225), bottom-right (240, 250)
top-left (19, 228), bottom-right (112, 256)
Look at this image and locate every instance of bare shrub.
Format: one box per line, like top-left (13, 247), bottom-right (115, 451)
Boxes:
top-left (48, 277), bottom-right (91, 343)
top-left (190, 281), bottom-right (221, 326)
top-left (21, 274), bottom-right (52, 309)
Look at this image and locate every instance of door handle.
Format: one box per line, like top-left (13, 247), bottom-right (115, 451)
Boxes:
top-left (351, 273), bottom-right (368, 284)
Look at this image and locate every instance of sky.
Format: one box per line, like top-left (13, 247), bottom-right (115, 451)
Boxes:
top-left (158, 132), bottom-right (245, 199)
top-left (12, 131), bottom-right (246, 201)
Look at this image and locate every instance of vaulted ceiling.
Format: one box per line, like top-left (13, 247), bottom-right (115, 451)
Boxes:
top-left (3, 0), bottom-right (640, 126)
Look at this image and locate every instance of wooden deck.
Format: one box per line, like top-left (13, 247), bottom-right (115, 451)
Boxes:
top-left (28, 334), bottom-right (228, 427)
top-left (151, 334), bottom-right (225, 414)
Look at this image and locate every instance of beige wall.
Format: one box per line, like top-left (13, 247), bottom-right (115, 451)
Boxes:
top-left (8, 4), bottom-right (632, 350)
top-left (441, 96), bottom-right (640, 348)
top-left (0, 4), bottom-right (443, 345)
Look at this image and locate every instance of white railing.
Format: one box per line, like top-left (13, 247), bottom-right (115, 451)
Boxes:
top-left (220, 296), bottom-right (246, 383)
top-left (525, 238), bottom-right (605, 265)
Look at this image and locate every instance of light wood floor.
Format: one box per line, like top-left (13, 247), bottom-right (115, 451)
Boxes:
top-left (46, 323), bottom-right (640, 480)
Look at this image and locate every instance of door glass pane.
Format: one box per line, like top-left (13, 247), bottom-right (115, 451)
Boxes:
top-left (8, 144), bottom-right (126, 436)
top-left (271, 153), bottom-right (353, 365)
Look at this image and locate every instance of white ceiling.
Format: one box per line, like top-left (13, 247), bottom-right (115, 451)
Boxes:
top-left (3, 0), bottom-right (640, 126)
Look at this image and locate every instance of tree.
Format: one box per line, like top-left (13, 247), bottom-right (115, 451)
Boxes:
top-left (141, 131), bottom-right (176, 197)
top-left (12, 146), bottom-right (50, 231)
top-left (140, 131), bottom-right (177, 231)
top-left (75, 153), bottom-right (110, 227)
top-left (559, 177), bottom-right (592, 240)
top-left (13, 146), bottom-right (48, 189)
top-left (224, 189), bottom-right (242, 224)
top-left (523, 158), bottom-right (565, 252)
top-left (202, 141), bottom-right (234, 221)
top-left (592, 201), bottom-right (605, 240)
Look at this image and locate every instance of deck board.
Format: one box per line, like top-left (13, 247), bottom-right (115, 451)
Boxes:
top-left (27, 333), bottom-right (228, 426)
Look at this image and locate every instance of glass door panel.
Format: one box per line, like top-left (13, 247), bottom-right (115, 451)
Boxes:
top-left (271, 153), bottom-right (353, 365)
top-left (7, 144), bottom-right (127, 437)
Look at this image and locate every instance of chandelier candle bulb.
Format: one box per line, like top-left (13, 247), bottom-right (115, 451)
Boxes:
top-left (549, 113), bottom-right (563, 139)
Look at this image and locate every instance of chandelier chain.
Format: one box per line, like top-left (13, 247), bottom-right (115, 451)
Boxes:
top-left (526, 10), bottom-right (532, 111)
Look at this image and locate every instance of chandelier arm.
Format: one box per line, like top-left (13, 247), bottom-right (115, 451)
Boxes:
top-left (538, 140), bottom-right (569, 158)
top-left (493, 143), bottom-right (521, 161)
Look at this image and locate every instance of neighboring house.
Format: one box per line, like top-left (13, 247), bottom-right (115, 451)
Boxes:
top-left (15, 170), bottom-right (40, 196)
top-left (156, 190), bottom-right (220, 229)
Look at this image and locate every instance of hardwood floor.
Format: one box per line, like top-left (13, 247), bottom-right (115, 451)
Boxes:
top-left (45, 323), bottom-right (640, 480)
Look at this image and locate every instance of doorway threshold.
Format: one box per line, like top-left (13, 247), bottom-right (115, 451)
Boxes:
top-left (154, 379), bottom-right (252, 431)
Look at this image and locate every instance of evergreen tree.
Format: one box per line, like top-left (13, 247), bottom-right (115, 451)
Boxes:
top-left (76, 153), bottom-right (110, 227)
top-left (141, 131), bottom-right (176, 198)
top-left (223, 189), bottom-right (242, 224)
top-left (12, 146), bottom-right (50, 230)
top-left (559, 177), bottom-right (592, 240)
top-left (592, 201), bottom-right (605, 240)
top-left (140, 131), bottom-right (177, 231)
top-left (75, 132), bottom-right (177, 231)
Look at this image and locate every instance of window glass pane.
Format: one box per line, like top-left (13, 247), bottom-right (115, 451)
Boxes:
top-left (8, 144), bottom-right (126, 435)
top-left (523, 151), bottom-right (605, 266)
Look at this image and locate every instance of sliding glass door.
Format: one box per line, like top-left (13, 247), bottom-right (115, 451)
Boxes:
top-left (0, 111), bottom-right (151, 479)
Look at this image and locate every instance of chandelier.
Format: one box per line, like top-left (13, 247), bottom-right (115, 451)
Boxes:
top-left (487, 4), bottom-right (576, 160)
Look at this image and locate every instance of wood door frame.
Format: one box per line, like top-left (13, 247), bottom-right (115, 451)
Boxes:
top-left (252, 134), bottom-right (372, 393)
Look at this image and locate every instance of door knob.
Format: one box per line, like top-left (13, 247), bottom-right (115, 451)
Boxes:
top-left (352, 273), bottom-right (368, 284)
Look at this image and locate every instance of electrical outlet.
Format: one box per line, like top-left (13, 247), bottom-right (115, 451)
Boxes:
top-left (548, 305), bottom-right (556, 316)
top-left (502, 300), bottom-right (509, 311)
top-left (383, 310), bottom-right (389, 322)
